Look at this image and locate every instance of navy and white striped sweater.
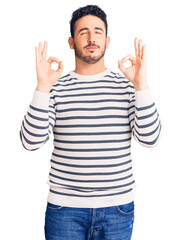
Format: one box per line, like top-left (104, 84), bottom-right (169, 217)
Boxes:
top-left (20, 68), bottom-right (161, 208)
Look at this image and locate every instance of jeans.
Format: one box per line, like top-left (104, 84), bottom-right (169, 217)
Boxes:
top-left (44, 201), bottom-right (134, 240)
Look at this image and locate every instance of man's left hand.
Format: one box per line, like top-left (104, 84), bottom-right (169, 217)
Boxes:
top-left (118, 38), bottom-right (148, 91)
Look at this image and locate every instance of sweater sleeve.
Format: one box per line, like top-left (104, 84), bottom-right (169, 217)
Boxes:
top-left (128, 87), bottom-right (162, 147)
top-left (19, 90), bottom-right (56, 151)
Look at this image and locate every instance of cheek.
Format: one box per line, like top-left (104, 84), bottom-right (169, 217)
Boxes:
top-left (75, 37), bottom-right (87, 48)
top-left (97, 35), bottom-right (106, 43)
top-left (99, 39), bottom-right (107, 48)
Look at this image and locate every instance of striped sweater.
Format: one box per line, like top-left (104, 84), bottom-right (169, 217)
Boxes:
top-left (19, 68), bottom-right (161, 208)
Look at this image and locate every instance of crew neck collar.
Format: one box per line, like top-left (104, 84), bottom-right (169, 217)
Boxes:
top-left (69, 68), bottom-right (110, 79)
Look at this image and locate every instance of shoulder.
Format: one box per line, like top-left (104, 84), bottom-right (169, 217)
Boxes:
top-left (52, 72), bottom-right (76, 88)
top-left (104, 69), bottom-right (126, 79)
top-left (49, 72), bottom-right (72, 96)
top-left (106, 69), bottom-right (134, 90)
top-left (58, 73), bottom-right (72, 80)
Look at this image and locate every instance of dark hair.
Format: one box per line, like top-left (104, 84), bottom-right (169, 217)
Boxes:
top-left (70, 5), bottom-right (108, 38)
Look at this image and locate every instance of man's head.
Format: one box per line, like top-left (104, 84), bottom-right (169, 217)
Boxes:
top-left (70, 5), bottom-right (108, 39)
top-left (68, 5), bottom-right (110, 64)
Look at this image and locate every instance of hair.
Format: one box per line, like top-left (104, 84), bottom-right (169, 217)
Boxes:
top-left (70, 5), bottom-right (108, 38)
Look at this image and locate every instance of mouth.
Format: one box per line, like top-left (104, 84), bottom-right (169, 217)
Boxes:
top-left (86, 46), bottom-right (98, 50)
top-left (85, 43), bottom-right (100, 50)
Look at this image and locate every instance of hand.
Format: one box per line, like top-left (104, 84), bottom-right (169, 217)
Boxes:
top-left (118, 38), bottom-right (148, 91)
top-left (35, 41), bottom-right (64, 93)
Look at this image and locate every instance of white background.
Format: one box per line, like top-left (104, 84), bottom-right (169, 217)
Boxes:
top-left (0, 0), bottom-right (180, 239)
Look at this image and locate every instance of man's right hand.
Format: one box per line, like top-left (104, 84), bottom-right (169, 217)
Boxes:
top-left (35, 41), bottom-right (64, 94)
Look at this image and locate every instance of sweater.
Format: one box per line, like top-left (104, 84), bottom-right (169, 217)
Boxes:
top-left (19, 68), bottom-right (161, 208)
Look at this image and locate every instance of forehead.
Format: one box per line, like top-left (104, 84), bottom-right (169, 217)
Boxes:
top-left (74, 15), bottom-right (105, 33)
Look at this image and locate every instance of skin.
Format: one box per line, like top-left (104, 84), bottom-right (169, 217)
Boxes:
top-left (68, 15), bottom-right (110, 75)
top-left (35, 15), bottom-right (148, 94)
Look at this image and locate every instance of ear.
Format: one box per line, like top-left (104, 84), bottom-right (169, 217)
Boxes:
top-left (68, 37), bottom-right (74, 49)
top-left (106, 36), bottom-right (110, 49)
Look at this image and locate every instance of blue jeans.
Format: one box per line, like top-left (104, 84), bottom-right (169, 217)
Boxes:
top-left (44, 201), bottom-right (134, 240)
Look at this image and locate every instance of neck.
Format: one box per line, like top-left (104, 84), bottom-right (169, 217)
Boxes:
top-left (74, 57), bottom-right (106, 75)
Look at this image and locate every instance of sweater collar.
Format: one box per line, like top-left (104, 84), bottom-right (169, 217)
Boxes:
top-left (69, 68), bottom-right (111, 79)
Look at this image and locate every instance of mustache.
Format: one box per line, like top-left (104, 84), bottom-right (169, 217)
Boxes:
top-left (84, 43), bottom-right (100, 48)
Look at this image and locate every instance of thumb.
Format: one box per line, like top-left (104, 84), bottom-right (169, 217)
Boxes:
top-left (57, 61), bottom-right (64, 74)
top-left (118, 60), bottom-right (126, 75)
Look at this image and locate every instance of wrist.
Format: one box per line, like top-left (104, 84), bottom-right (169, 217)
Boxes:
top-left (36, 85), bottom-right (51, 94)
top-left (134, 82), bottom-right (148, 91)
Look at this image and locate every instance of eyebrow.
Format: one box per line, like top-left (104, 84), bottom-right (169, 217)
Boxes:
top-left (78, 27), bottom-right (104, 33)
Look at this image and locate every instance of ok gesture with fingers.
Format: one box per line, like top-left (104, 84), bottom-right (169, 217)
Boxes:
top-left (35, 41), bottom-right (64, 93)
top-left (118, 38), bottom-right (148, 91)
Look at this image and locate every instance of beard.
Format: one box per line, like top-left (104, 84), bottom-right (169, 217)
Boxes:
top-left (74, 41), bottom-right (107, 64)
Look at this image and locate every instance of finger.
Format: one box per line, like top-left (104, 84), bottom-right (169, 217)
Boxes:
top-left (42, 41), bottom-right (48, 59)
top-left (141, 44), bottom-right (146, 60)
top-left (121, 54), bottom-right (134, 63)
top-left (138, 39), bottom-right (143, 58)
top-left (47, 56), bottom-right (60, 64)
top-left (118, 60), bottom-right (126, 75)
top-left (57, 61), bottom-right (64, 73)
top-left (134, 37), bottom-right (138, 57)
top-left (38, 42), bottom-right (42, 60)
top-left (35, 46), bottom-right (40, 63)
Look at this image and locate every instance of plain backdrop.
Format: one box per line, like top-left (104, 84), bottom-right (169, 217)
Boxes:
top-left (0, 0), bottom-right (180, 239)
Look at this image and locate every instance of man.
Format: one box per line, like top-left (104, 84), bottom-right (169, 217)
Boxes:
top-left (20, 5), bottom-right (161, 240)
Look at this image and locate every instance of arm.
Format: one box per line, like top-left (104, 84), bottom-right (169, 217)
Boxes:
top-left (118, 38), bottom-right (162, 146)
top-left (19, 90), bottom-right (56, 151)
top-left (19, 41), bottom-right (63, 150)
top-left (128, 88), bottom-right (161, 147)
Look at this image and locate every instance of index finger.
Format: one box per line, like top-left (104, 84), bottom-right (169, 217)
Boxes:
top-left (35, 46), bottom-right (40, 63)
top-left (134, 37), bottom-right (138, 57)
top-left (121, 54), bottom-right (134, 63)
top-left (42, 41), bottom-right (48, 59)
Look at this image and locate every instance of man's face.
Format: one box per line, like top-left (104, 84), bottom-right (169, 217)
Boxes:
top-left (69, 15), bottom-right (110, 64)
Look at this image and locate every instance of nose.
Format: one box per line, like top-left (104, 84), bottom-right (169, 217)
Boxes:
top-left (87, 32), bottom-right (95, 43)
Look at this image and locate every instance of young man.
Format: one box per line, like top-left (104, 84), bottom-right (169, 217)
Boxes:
top-left (20, 5), bottom-right (161, 240)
